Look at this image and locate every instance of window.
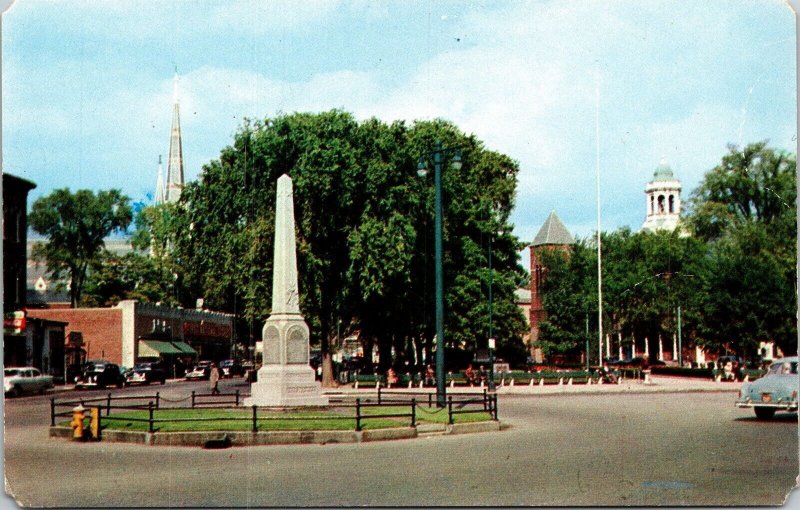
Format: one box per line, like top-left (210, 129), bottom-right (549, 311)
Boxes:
top-left (650, 196), bottom-right (654, 214)
top-left (668, 195), bottom-right (675, 214)
top-left (657, 195), bottom-right (665, 214)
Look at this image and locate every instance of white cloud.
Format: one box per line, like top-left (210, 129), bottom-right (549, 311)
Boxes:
top-left (4, 0), bottom-right (794, 253)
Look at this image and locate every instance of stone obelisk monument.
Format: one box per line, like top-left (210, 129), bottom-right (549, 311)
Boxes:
top-left (244, 174), bottom-right (328, 407)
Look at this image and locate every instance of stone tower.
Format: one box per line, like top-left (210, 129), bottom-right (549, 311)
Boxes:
top-left (165, 73), bottom-right (184, 204)
top-left (641, 158), bottom-right (682, 232)
top-left (529, 211), bottom-right (574, 363)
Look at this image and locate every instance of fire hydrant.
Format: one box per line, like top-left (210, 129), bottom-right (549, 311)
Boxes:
top-left (89, 407), bottom-right (100, 440)
top-left (71, 405), bottom-right (86, 440)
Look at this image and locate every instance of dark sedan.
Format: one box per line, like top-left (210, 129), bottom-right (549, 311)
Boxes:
top-left (219, 359), bottom-right (244, 378)
top-left (125, 362), bottom-right (167, 385)
top-left (75, 360), bottom-right (125, 389)
top-left (185, 361), bottom-right (214, 381)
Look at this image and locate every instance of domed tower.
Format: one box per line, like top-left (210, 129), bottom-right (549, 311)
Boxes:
top-left (529, 211), bottom-right (574, 363)
top-left (642, 158), bottom-right (682, 233)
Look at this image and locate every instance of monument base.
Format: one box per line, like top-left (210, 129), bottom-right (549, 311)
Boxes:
top-left (243, 364), bottom-right (329, 407)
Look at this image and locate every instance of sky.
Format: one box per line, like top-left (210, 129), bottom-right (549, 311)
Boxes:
top-left (2, 0), bottom-right (797, 270)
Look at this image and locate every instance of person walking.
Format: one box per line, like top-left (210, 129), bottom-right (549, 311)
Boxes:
top-left (209, 363), bottom-right (221, 395)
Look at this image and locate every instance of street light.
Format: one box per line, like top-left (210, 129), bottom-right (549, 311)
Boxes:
top-left (417, 140), bottom-right (462, 407)
top-left (487, 218), bottom-right (503, 391)
top-left (488, 234), bottom-right (495, 391)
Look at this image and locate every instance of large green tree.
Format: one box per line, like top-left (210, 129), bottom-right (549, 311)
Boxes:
top-left (29, 188), bottom-right (132, 307)
top-left (172, 111), bottom-right (527, 383)
top-left (688, 142), bottom-right (796, 356)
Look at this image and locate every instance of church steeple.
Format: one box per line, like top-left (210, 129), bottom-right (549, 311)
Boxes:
top-left (155, 155), bottom-right (166, 204)
top-left (165, 72), bottom-right (184, 203)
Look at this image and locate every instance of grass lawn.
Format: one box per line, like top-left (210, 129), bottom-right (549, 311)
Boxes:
top-left (61, 404), bottom-right (494, 432)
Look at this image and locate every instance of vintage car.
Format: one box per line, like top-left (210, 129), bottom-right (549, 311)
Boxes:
top-left (736, 356), bottom-right (798, 419)
top-left (4, 367), bottom-right (54, 397)
top-left (219, 359), bottom-right (244, 378)
top-left (125, 362), bottom-right (167, 385)
top-left (185, 360), bottom-right (214, 381)
top-left (74, 360), bottom-right (125, 389)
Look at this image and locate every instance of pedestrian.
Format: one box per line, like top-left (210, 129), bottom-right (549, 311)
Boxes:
top-left (209, 363), bottom-right (221, 395)
top-left (386, 367), bottom-right (398, 388)
top-left (424, 364), bottom-right (436, 387)
top-left (723, 360), bottom-right (734, 381)
top-left (478, 365), bottom-right (488, 385)
top-left (465, 364), bottom-right (477, 386)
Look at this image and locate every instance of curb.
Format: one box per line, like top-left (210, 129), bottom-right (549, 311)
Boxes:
top-left (48, 421), bottom-right (492, 447)
top-left (494, 386), bottom-right (740, 396)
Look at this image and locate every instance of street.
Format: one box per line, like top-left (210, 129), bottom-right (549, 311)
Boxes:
top-left (3, 384), bottom-right (797, 507)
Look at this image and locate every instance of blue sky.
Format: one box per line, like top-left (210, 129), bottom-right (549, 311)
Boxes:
top-left (3, 0), bottom-right (796, 268)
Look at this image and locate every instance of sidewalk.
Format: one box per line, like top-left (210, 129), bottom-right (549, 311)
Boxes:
top-left (325, 375), bottom-right (741, 397)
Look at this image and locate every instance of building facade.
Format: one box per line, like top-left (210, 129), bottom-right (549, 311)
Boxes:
top-left (1, 174), bottom-right (67, 377)
top-left (28, 300), bottom-right (233, 377)
top-left (3, 173), bottom-right (35, 314)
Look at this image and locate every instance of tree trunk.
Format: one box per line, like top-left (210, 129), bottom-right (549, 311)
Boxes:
top-left (319, 321), bottom-right (337, 388)
top-left (321, 351), bottom-right (337, 388)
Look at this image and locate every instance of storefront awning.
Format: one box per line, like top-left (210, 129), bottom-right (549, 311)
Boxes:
top-left (138, 340), bottom-right (183, 357)
top-left (171, 341), bottom-right (197, 355)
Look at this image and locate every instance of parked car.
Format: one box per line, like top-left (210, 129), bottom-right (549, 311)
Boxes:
top-left (219, 359), bottom-right (244, 378)
top-left (185, 361), bottom-right (214, 381)
top-left (736, 356), bottom-right (798, 419)
top-left (125, 362), bottom-right (167, 385)
top-left (75, 360), bottom-right (125, 389)
top-left (4, 367), bottom-right (54, 397)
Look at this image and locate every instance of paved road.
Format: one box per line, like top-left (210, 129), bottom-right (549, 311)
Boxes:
top-left (3, 384), bottom-right (797, 507)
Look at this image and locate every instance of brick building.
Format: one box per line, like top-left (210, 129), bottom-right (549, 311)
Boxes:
top-left (528, 211), bottom-right (574, 363)
top-left (28, 300), bottom-right (233, 378)
top-left (3, 173), bottom-right (35, 314)
top-left (3, 173), bottom-right (68, 378)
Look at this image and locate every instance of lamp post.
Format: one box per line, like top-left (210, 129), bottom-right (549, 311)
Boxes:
top-left (585, 313), bottom-right (590, 371)
top-left (488, 235), bottom-right (495, 390)
top-left (418, 140), bottom-right (462, 407)
top-left (677, 305), bottom-right (682, 367)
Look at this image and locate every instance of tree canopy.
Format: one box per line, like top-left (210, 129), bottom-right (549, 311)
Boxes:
top-left (163, 110), bottom-right (527, 384)
top-left (688, 142), bottom-right (796, 356)
top-left (537, 142), bottom-right (796, 363)
top-left (29, 188), bottom-right (132, 307)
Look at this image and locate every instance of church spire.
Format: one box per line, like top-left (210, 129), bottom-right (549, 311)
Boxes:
top-left (155, 155), bottom-right (166, 204)
top-left (165, 71), bottom-right (184, 203)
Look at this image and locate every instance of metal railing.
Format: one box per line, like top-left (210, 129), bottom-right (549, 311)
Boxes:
top-left (331, 389), bottom-right (498, 423)
top-left (50, 389), bottom-right (497, 433)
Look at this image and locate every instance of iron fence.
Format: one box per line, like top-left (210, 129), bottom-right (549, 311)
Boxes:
top-left (50, 389), bottom-right (497, 433)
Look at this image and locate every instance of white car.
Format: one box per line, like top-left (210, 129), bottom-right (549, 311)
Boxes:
top-left (4, 367), bottom-right (54, 397)
top-left (736, 356), bottom-right (798, 419)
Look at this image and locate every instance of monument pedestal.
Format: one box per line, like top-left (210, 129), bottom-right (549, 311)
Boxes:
top-left (243, 313), bottom-right (328, 407)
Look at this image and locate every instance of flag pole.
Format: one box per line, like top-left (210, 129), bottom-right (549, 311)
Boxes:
top-left (595, 73), bottom-right (604, 366)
